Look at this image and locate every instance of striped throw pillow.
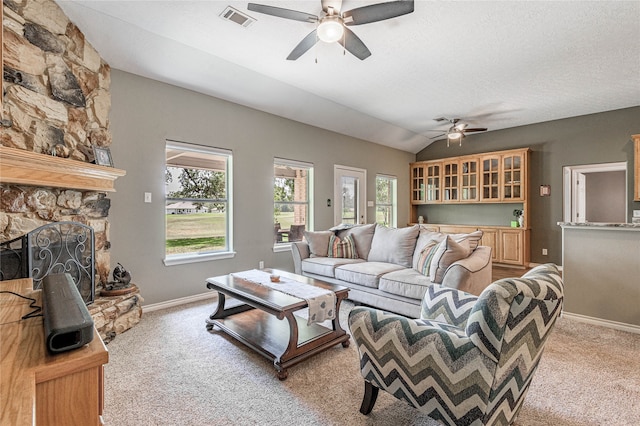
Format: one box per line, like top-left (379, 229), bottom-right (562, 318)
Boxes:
top-left (416, 240), bottom-right (441, 276)
top-left (328, 234), bottom-right (358, 259)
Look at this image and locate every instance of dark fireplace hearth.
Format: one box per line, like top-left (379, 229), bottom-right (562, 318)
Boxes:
top-left (0, 221), bottom-right (95, 304)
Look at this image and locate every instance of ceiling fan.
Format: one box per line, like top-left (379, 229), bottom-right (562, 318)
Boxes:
top-left (429, 117), bottom-right (488, 147)
top-left (247, 0), bottom-right (415, 60)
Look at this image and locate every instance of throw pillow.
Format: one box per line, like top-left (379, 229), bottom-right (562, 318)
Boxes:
top-left (367, 224), bottom-right (420, 268)
top-left (412, 229), bottom-right (445, 270)
top-left (429, 236), bottom-right (472, 283)
top-left (451, 230), bottom-right (483, 250)
top-left (336, 223), bottom-right (376, 260)
top-left (327, 234), bottom-right (358, 259)
top-left (415, 240), bottom-right (441, 276)
top-left (303, 231), bottom-right (333, 257)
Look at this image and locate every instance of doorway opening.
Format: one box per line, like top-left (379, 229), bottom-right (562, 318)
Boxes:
top-left (563, 162), bottom-right (627, 223)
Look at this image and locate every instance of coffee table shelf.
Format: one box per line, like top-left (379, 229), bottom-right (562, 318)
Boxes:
top-left (205, 269), bottom-right (350, 380)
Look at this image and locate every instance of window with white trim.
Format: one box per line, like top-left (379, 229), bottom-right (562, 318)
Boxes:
top-left (274, 159), bottom-right (313, 248)
top-left (376, 174), bottom-right (397, 227)
top-left (164, 141), bottom-right (233, 264)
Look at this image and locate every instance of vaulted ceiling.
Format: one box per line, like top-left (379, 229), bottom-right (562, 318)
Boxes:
top-left (57, 1), bottom-right (640, 153)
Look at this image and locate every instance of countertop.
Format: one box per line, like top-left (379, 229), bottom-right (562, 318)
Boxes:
top-left (557, 222), bottom-right (640, 229)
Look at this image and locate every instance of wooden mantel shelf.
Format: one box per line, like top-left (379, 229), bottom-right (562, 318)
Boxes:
top-left (0, 146), bottom-right (126, 192)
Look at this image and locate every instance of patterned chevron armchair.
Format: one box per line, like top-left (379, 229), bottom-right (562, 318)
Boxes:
top-left (348, 263), bottom-right (564, 426)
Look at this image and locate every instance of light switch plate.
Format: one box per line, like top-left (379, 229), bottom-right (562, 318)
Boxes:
top-left (633, 210), bottom-right (640, 218)
top-left (144, 192), bottom-right (152, 203)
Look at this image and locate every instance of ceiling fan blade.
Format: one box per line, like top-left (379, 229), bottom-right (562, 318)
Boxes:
top-left (338, 27), bottom-right (371, 60)
top-left (430, 133), bottom-right (446, 139)
top-left (463, 127), bottom-right (488, 133)
top-left (247, 3), bottom-right (318, 23)
top-left (321, 0), bottom-right (343, 13)
top-left (287, 30), bottom-right (318, 60)
top-left (343, 0), bottom-right (414, 26)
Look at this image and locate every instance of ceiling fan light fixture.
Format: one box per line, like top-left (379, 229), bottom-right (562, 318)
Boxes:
top-left (448, 131), bottom-right (463, 139)
top-left (317, 16), bottom-right (344, 43)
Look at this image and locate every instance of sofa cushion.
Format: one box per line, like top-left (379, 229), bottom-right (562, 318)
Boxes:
top-left (378, 269), bottom-right (432, 300)
top-left (328, 234), bottom-right (358, 259)
top-left (412, 229), bottom-right (446, 270)
top-left (430, 236), bottom-right (471, 283)
top-left (367, 225), bottom-right (419, 268)
top-left (301, 257), bottom-right (365, 278)
top-left (335, 262), bottom-right (405, 288)
top-left (303, 231), bottom-right (333, 257)
top-left (336, 223), bottom-right (376, 260)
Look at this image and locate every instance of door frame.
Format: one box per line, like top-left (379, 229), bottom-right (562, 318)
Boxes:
top-left (563, 162), bottom-right (627, 222)
top-left (334, 165), bottom-right (367, 225)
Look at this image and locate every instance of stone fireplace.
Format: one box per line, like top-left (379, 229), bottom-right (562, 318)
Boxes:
top-left (1, 0), bottom-right (141, 343)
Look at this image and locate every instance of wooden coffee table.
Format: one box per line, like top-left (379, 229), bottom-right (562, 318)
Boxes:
top-left (205, 269), bottom-right (350, 380)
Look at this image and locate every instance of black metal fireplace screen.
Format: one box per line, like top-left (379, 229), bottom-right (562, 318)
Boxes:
top-left (0, 221), bottom-right (95, 304)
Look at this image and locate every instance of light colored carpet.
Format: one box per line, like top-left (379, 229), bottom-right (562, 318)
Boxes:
top-left (103, 298), bottom-right (640, 425)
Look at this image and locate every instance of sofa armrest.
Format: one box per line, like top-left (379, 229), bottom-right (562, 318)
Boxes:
top-left (441, 245), bottom-right (492, 296)
top-left (291, 241), bottom-right (310, 275)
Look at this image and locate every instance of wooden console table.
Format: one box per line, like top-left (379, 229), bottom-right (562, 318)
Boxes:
top-left (0, 278), bottom-right (108, 425)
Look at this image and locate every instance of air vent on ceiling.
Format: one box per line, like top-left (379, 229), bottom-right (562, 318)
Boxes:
top-left (220, 6), bottom-right (256, 28)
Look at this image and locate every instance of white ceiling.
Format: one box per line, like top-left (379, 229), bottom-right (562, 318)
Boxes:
top-left (56, 1), bottom-right (640, 154)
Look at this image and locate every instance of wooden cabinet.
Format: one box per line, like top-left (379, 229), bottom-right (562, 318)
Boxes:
top-left (0, 278), bottom-right (108, 426)
top-left (442, 160), bottom-right (459, 201)
top-left (425, 162), bottom-right (442, 203)
top-left (422, 224), bottom-right (529, 267)
top-left (410, 163), bottom-right (426, 204)
top-left (414, 148), bottom-right (529, 205)
top-left (634, 134), bottom-right (640, 201)
top-left (460, 158), bottom-right (479, 202)
top-left (480, 154), bottom-right (501, 202)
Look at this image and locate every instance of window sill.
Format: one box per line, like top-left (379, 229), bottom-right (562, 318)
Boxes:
top-left (163, 251), bottom-right (236, 266)
top-left (273, 244), bottom-right (292, 253)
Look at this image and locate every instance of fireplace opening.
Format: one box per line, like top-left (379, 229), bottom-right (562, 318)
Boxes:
top-left (0, 221), bottom-right (95, 304)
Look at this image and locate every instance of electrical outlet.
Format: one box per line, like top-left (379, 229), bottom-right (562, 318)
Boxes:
top-left (542, 248), bottom-right (548, 256)
top-left (259, 261), bottom-right (264, 269)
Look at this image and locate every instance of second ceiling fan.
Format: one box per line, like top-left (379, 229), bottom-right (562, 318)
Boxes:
top-left (430, 117), bottom-right (488, 147)
top-left (247, 0), bottom-right (415, 60)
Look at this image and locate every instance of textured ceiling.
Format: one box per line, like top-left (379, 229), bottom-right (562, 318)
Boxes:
top-left (56, 1), bottom-right (640, 153)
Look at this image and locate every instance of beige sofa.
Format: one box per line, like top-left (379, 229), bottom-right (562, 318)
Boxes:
top-left (291, 223), bottom-right (492, 318)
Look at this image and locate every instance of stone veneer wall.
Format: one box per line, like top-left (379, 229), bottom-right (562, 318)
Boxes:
top-left (1, 0), bottom-right (113, 285)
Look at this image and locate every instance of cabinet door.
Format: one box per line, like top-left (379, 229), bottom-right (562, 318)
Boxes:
top-left (499, 229), bottom-right (523, 265)
top-left (425, 162), bottom-right (442, 203)
top-left (442, 161), bottom-right (459, 201)
top-left (410, 164), bottom-right (426, 204)
top-left (460, 159), bottom-right (479, 202)
top-left (479, 228), bottom-right (499, 262)
top-left (502, 153), bottom-right (525, 201)
top-left (481, 155), bottom-right (501, 201)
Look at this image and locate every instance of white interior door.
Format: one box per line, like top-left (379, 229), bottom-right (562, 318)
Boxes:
top-left (334, 165), bottom-right (366, 225)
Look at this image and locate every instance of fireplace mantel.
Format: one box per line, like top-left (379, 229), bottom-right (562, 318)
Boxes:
top-left (0, 146), bottom-right (126, 192)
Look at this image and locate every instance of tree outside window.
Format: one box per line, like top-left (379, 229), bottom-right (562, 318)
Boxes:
top-left (376, 175), bottom-right (397, 227)
top-left (165, 141), bottom-right (232, 258)
top-left (274, 159), bottom-right (313, 245)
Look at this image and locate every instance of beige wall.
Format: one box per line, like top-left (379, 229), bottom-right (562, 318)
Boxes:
top-left (108, 70), bottom-right (415, 305)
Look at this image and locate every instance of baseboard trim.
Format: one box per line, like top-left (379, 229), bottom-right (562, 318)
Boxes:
top-left (562, 311), bottom-right (640, 334)
top-left (143, 292), bottom-right (217, 313)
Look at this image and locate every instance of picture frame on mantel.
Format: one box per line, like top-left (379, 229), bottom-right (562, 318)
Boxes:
top-left (93, 145), bottom-right (114, 167)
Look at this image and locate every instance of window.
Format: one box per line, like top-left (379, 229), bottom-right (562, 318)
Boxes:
top-left (376, 174), bottom-right (397, 227)
top-left (274, 159), bottom-right (313, 249)
top-left (164, 141), bottom-right (233, 265)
